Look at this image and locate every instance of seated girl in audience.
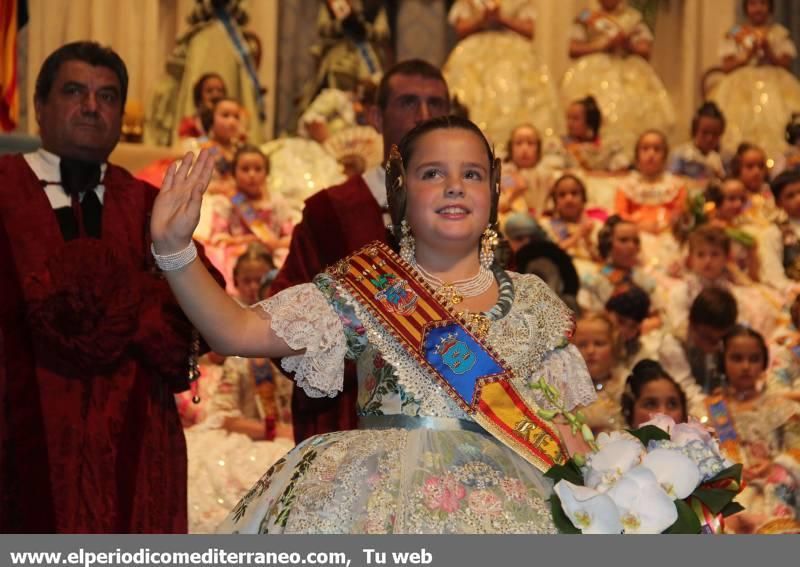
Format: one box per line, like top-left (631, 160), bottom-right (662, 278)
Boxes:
top-left (184, 246), bottom-right (294, 533)
top-left (550, 96), bottom-right (630, 175)
top-left (228, 243), bottom-right (277, 306)
top-left (667, 225), bottom-right (780, 340)
top-left (561, 0), bottom-right (675, 155)
top-left (616, 131), bottom-right (687, 234)
top-left (759, 169), bottom-right (800, 294)
top-left (669, 102), bottom-right (727, 192)
top-left (731, 142), bottom-right (778, 226)
top-left (573, 312), bottom-right (626, 434)
top-left (498, 124), bottom-right (553, 219)
top-left (615, 130), bottom-right (686, 270)
top-left (767, 295), bottom-right (800, 398)
top-left (704, 178), bottom-right (762, 283)
top-left (178, 73), bottom-right (227, 140)
top-left (579, 215), bottom-right (654, 312)
top-left (715, 325), bottom-right (800, 533)
top-left (196, 145), bottom-right (293, 290)
top-left (202, 98), bottom-right (246, 191)
top-left (620, 359), bottom-right (687, 429)
top-left (540, 174), bottom-right (600, 276)
top-left (709, 0), bottom-right (800, 161)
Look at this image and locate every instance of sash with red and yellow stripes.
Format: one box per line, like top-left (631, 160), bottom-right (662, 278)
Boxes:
top-left (328, 241), bottom-right (566, 473)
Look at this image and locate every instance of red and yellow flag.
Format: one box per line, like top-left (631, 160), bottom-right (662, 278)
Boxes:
top-left (1, 0), bottom-right (28, 132)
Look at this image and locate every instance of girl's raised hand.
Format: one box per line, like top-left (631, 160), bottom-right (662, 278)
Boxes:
top-left (151, 149), bottom-right (217, 254)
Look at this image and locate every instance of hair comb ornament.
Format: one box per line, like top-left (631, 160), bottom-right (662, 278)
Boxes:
top-left (489, 155), bottom-right (502, 226)
top-left (386, 144), bottom-right (408, 243)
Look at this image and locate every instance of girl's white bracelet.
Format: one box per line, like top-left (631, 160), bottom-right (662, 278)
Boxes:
top-left (150, 241), bottom-right (197, 272)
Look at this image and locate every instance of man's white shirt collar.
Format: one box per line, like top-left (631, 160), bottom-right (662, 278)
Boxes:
top-left (361, 165), bottom-right (386, 208)
top-left (24, 148), bottom-right (107, 209)
top-left (361, 165), bottom-right (391, 227)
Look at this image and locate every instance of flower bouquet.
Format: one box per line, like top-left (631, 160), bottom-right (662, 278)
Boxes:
top-left (546, 415), bottom-right (745, 534)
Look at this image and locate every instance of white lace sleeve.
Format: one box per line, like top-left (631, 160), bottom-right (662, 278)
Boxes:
top-left (536, 345), bottom-right (597, 411)
top-left (252, 283), bottom-right (347, 398)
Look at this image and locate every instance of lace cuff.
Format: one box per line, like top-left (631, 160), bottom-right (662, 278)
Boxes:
top-left (533, 345), bottom-right (597, 411)
top-left (252, 283), bottom-right (347, 398)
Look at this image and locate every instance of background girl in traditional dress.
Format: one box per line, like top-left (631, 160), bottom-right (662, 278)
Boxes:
top-left (444, 0), bottom-right (563, 149)
top-left (561, 0), bottom-right (675, 156)
top-left (197, 145), bottom-right (294, 290)
top-left (709, 0), bottom-right (800, 162)
top-left (716, 326), bottom-right (800, 533)
top-left (497, 123), bottom-right (554, 221)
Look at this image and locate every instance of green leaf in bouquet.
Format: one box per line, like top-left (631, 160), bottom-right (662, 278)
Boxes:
top-left (691, 487), bottom-right (737, 516)
top-left (665, 500), bottom-right (702, 534)
top-left (692, 464), bottom-right (744, 515)
top-left (626, 424), bottom-right (670, 446)
top-left (719, 501), bottom-right (745, 517)
top-left (549, 493), bottom-right (581, 534)
top-left (545, 460), bottom-right (584, 486)
top-left (706, 464), bottom-right (744, 484)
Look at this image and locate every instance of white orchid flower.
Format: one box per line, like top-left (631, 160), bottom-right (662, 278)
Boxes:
top-left (607, 466), bottom-right (678, 534)
top-left (639, 414), bottom-right (676, 434)
top-left (554, 480), bottom-right (623, 534)
top-left (642, 448), bottom-right (701, 499)
top-left (595, 430), bottom-right (638, 447)
top-left (670, 420), bottom-right (713, 447)
top-left (584, 434), bottom-right (645, 492)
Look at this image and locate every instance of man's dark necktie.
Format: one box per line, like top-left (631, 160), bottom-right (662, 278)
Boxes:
top-left (58, 159), bottom-right (103, 240)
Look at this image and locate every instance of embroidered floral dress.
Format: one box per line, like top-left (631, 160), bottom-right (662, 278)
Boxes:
top-left (725, 395), bottom-right (800, 525)
top-left (218, 271), bottom-right (595, 533)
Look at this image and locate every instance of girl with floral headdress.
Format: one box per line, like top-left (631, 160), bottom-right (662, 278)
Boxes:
top-left (150, 116), bottom-right (596, 533)
top-left (561, 0), bottom-right (675, 156)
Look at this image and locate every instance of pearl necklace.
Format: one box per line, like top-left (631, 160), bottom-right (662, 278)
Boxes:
top-left (412, 260), bottom-right (494, 303)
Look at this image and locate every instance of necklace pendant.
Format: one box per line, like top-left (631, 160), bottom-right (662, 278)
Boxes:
top-left (450, 291), bottom-right (464, 305)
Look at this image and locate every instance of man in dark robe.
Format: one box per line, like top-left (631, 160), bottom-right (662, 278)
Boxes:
top-left (0, 41), bottom-right (211, 533)
top-left (270, 60), bottom-right (450, 443)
